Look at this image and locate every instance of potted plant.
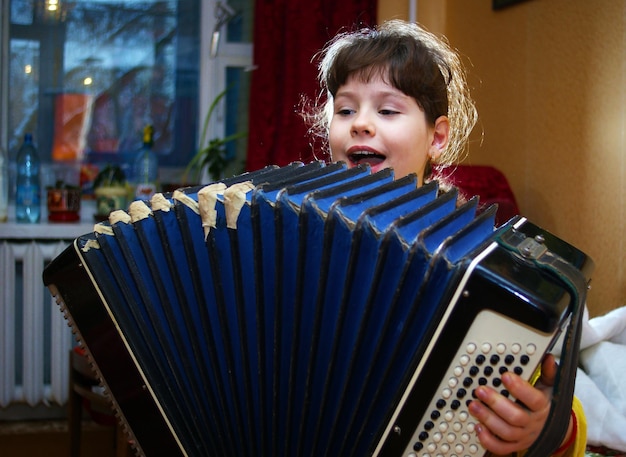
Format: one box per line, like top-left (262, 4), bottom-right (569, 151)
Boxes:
top-left (93, 164), bottom-right (130, 221)
top-left (183, 87), bottom-right (246, 183)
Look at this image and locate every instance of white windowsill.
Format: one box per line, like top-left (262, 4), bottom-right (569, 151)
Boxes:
top-left (0, 200), bottom-right (97, 240)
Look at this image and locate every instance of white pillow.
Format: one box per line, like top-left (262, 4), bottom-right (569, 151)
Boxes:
top-left (580, 341), bottom-right (626, 418)
top-left (574, 366), bottom-right (626, 451)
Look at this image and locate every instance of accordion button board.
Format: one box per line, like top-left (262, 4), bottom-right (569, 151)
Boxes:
top-left (397, 309), bottom-right (558, 457)
top-left (42, 161), bottom-right (593, 457)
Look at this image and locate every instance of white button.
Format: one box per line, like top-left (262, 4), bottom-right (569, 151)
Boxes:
top-left (459, 355), bottom-right (470, 366)
top-left (427, 443), bottom-right (437, 453)
top-left (469, 444), bottom-right (479, 453)
top-left (496, 343), bottom-right (506, 354)
top-left (445, 411), bottom-right (454, 421)
top-left (466, 343), bottom-right (477, 354)
top-left (511, 343), bottom-right (521, 354)
top-left (447, 433), bottom-right (456, 443)
top-left (454, 366), bottom-right (464, 376)
top-left (527, 343), bottom-right (537, 355)
top-left (481, 343), bottom-right (491, 353)
top-left (439, 422), bottom-right (449, 432)
top-left (461, 433), bottom-right (470, 443)
top-left (458, 411), bottom-right (468, 421)
top-left (467, 423), bottom-right (475, 433)
top-left (440, 444), bottom-right (450, 453)
top-left (448, 377), bottom-right (458, 388)
top-left (453, 422), bottom-right (462, 432)
top-left (433, 432), bottom-right (443, 443)
top-left (456, 444), bottom-right (464, 453)
top-left (442, 388), bottom-right (452, 399)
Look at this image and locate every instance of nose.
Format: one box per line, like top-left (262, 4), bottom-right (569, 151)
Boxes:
top-left (351, 111), bottom-right (375, 137)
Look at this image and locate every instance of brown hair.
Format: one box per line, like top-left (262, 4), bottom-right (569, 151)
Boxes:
top-left (309, 20), bottom-right (478, 176)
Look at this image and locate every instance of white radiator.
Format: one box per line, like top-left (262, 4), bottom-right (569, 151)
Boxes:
top-left (0, 240), bottom-right (74, 407)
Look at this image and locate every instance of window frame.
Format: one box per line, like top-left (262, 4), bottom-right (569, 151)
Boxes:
top-left (1, 0), bottom-right (10, 153)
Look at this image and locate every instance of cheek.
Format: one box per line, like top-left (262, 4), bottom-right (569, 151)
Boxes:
top-left (391, 162), bottom-right (421, 182)
top-left (389, 141), bottom-right (430, 182)
top-left (328, 124), bottom-right (344, 161)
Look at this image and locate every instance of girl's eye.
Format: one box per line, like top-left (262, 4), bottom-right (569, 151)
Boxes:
top-left (336, 108), bottom-right (355, 116)
top-left (379, 109), bottom-right (399, 115)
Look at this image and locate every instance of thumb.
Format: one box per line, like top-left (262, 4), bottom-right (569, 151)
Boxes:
top-left (537, 353), bottom-right (558, 388)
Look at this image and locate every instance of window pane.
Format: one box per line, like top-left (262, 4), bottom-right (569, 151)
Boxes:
top-left (226, 0), bottom-right (253, 43)
top-left (9, 0), bottom-right (200, 170)
top-left (224, 65), bottom-right (250, 176)
top-left (9, 39), bottom-right (40, 147)
top-left (10, 0), bottom-right (34, 25)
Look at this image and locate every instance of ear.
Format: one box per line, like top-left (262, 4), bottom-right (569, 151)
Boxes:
top-left (429, 115), bottom-right (450, 161)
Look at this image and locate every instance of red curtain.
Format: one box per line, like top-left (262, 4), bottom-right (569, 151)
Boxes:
top-left (246, 0), bottom-right (377, 171)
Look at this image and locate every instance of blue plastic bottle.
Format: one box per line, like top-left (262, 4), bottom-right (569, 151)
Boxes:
top-left (15, 133), bottom-right (41, 223)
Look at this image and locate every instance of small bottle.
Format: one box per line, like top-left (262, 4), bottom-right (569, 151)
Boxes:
top-left (133, 125), bottom-right (158, 200)
top-left (0, 146), bottom-right (8, 222)
top-left (15, 133), bottom-right (41, 223)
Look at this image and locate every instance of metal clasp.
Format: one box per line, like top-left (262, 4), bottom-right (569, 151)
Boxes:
top-left (517, 234), bottom-right (548, 259)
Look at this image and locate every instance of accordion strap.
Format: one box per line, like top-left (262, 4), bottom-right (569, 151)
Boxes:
top-left (497, 229), bottom-right (589, 457)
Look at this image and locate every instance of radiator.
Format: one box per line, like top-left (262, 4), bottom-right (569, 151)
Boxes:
top-left (0, 240), bottom-right (74, 407)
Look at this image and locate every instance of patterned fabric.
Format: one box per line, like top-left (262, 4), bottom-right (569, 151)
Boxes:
top-left (586, 447), bottom-right (626, 457)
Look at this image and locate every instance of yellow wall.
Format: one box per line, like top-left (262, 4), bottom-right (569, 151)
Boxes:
top-left (379, 0), bottom-right (626, 317)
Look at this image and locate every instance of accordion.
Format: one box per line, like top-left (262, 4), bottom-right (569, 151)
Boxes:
top-left (43, 161), bottom-right (593, 457)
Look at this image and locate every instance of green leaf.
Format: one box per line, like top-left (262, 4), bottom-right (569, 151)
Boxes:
top-left (183, 87), bottom-right (247, 183)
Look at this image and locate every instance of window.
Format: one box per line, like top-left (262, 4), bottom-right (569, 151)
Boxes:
top-left (199, 0), bottom-right (253, 178)
top-left (1, 0), bottom-right (253, 185)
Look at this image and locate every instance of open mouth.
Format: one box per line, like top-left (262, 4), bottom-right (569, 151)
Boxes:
top-left (347, 150), bottom-right (386, 167)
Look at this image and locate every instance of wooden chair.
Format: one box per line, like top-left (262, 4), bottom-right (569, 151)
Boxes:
top-left (68, 347), bottom-right (133, 457)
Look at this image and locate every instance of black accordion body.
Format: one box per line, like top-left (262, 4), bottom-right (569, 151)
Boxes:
top-left (43, 161), bottom-right (593, 457)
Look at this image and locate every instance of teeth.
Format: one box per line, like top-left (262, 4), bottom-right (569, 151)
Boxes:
top-left (350, 150), bottom-right (376, 157)
top-left (348, 150), bottom-right (385, 166)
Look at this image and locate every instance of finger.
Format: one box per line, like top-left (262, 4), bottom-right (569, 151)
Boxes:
top-left (474, 422), bottom-right (523, 456)
top-left (469, 391), bottom-right (542, 452)
top-left (469, 398), bottom-right (533, 454)
top-left (470, 385), bottom-right (531, 432)
top-left (501, 371), bottom-right (552, 414)
top-left (537, 354), bottom-right (558, 387)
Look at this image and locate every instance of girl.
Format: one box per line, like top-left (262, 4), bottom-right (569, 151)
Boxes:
top-left (310, 19), bottom-right (585, 457)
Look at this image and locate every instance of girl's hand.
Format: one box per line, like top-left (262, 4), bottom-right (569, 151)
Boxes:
top-left (467, 354), bottom-right (571, 455)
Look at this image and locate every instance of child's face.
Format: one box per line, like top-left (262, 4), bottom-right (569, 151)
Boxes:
top-left (329, 73), bottom-right (448, 185)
